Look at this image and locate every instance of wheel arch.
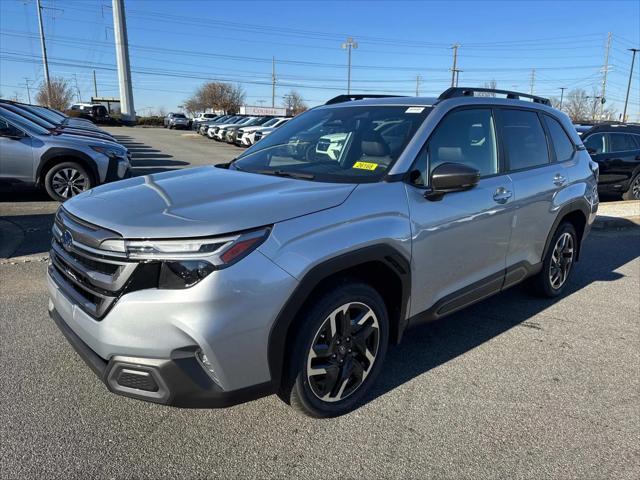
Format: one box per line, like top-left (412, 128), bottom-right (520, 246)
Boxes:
top-left (267, 244), bottom-right (411, 388)
top-left (36, 148), bottom-right (99, 186)
top-left (543, 200), bottom-right (590, 262)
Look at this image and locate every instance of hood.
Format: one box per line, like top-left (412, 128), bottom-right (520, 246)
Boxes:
top-left (51, 132), bottom-right (125, 151)
top-left (63, 166), bottom-right (356, 238)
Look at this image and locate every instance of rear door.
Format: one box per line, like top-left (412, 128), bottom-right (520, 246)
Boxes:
top-left (0, 118), bottom-right (35, 183)
top-left (604, 133), bottom-right (640, 189)
top-left (498, 108), bottom-right (573, 272)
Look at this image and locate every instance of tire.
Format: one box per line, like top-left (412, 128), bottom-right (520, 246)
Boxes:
top-left (622, 173), bottom-right (640, 201)
top-left (44, 161), bottom-right (93, 202)
top-left (279, 282), bottom-right (389, 418)
top-left (529, 222), bottom-right (577, 298)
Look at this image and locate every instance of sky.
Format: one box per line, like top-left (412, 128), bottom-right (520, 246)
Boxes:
top-left (1, 0), bottom-right (639, 119)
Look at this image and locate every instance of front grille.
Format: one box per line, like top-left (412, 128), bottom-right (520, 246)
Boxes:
top-left (49, 209), bottom-right (142, 319)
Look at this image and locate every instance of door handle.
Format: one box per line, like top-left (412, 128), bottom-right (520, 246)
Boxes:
top-left (553, 174), bottom-right (567, 186)
top-left (493, 187), bottom-right (512, 204)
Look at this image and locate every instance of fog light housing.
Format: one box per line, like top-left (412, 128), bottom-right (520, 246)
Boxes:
top-left (196, 349), bottom-right (221, 385)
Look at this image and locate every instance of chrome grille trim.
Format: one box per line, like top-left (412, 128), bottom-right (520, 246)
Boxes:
top-left (50, 208), bottom-right (140, 320)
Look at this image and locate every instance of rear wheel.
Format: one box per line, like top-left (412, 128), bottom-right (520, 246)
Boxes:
top-left (280, 282), bottom-right (388, 418)
top-left (44, 162), bottom-right (93, 202)
top-left (622, 173), bottom-right (640, 200)
top-left (529, 222), bottom-right (577, 297)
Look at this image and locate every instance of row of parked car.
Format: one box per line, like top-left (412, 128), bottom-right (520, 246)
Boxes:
top-left (164, 112), bottom-right (291, 147)
top-left (0, 99), bottom-right (131, 201)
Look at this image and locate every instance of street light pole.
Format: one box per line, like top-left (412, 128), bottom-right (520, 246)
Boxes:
top-left (623, 48), bottom-right (639, 122)
top-left (341, 37), bottom-right (358, 95)
top-left (559, 87), bottom-right (566, 110)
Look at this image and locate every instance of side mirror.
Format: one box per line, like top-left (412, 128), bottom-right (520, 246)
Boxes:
top-left (424, 162), bottom-right (480, 200)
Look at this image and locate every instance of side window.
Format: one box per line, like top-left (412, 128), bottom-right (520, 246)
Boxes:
top-left (609, 133), bottom-right (637, 152)
top-left (583, 133), bottom-right (606, 154)
top-left (0, 118), bottom-right (22, 137)
top-left (500, 109), bottom-right (550, 171)
top-left (544, 115), bottom-right (574, 162)
top-left (421, 108), bottom-right (498, 181)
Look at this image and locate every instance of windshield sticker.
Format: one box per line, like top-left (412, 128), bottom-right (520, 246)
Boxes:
top-left (353, 161), bottom-right (379, 171)
top-left (405, 107), bottom-right (425, 113)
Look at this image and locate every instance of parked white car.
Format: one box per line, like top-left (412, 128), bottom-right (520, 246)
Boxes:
top-left (236, 117), bottom-right (289, 146)
top-left (208, 117), bottom-right (255, 140)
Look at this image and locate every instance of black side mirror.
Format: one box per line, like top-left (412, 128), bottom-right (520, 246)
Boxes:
top-left (424, 162), bottom-right (480, 201)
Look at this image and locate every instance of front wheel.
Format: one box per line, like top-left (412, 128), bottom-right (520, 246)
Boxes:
top-left (44, 162), bottom-right (93, 202)
top-left (529, 222), bottom-right (577, 298)
top-left (622, 173), bottom-right (640, 200)
top-left (280, 282), bottom-right (389, 418)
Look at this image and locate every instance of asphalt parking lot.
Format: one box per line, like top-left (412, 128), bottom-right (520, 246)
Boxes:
top-left (1, 126), bottom-right (639, 479)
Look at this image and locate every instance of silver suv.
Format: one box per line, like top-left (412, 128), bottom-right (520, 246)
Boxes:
top-left (0, 107), bottom-right (130, 201)
top-left (48, 88), bottom-right (598, 417)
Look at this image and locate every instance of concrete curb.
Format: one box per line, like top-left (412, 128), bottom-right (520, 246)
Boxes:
top-left (592, 215), bottom-right (640, 231)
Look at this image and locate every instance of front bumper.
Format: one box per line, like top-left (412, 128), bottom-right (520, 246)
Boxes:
top-left (49, 307), bottom-right (274, 407)
top-left (104, 156), bottom-right (132, 183)
top-left (47, 242), bottom-right (298, 401)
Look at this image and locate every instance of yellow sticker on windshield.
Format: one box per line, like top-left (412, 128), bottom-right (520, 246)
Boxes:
top-left (353, 161), bottom-right (378, 171)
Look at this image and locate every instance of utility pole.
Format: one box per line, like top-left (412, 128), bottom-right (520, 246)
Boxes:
top-left (529, 69), bottom-right (535, 95)
top-left (341, 37), bottom-right (358, 94)
top-left (450, 44), bottom-right (459, 87)
top-left (559, 87), bottom-right (566, 109)
top-left (36, 0), bottom-right (52, 106)
top-left (415, 74), bottom-right (421, 96)
top-left (112, 0), bottom-right (136, 124)
top-left (23, 77), bottom-right (32, 103)
top-left (73, 74), bottom-right (81, 102)
top-left (600, 32), bottom-right (612, 119)
top-left (455, 70), bottom-right (462, 87)
top-left (271, 57), bottom-right (276, 108)
top-left (623, 48), bottom-right (639, 122)
top-left (93, 69), bottom-right (98, 99)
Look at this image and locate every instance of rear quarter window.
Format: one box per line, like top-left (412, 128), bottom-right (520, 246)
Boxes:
top-left (544, 115), bottom-right (575, 162)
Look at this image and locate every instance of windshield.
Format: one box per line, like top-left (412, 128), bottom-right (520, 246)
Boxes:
top-left (173, 113), bottom-right (186, 118)
top-left (0, 105), bottom-right (56, 129)
top-left (233, 105), bottom-right (431, 183)
top-left (262, 118), bottom-right (280, 127)
top-left (21, 105), bottom-right (63, 125)
top-left (0, 108), bottom-right (51, 135)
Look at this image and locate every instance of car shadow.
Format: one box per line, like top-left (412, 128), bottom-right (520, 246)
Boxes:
top-left (364, 230), bottom-right (639, 406)
top-left (110, 135), bottom-right (189, 175)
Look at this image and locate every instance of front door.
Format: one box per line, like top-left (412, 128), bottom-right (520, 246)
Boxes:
top-left (406, 107), bottom-right (515, 317)
top-left (0, 119), bottom-right (34, 183)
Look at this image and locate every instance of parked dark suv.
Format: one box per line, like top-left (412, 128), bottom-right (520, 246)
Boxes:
top-left (582, 124), bottom-right (640, 200)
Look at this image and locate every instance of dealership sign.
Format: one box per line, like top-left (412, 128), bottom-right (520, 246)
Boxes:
top-left (240, 105), bottom-right (287, 116)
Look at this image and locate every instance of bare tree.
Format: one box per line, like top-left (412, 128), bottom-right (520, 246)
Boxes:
top-left (35, 77), bottom-right (74, 110)
top-left (564, 88), bottom-right (590, 122)
top-left (477, 79), bottom-right (498, 97)
top-left (283, 90), bottom-right (307, 115)
top-left (184, 82), bottom-right (246, 114)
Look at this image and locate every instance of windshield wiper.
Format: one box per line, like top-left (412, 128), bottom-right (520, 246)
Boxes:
top-left (254, 169), bottom-right (315, 180)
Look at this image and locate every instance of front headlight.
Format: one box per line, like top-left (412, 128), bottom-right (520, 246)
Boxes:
top-left (100, 228), bottom-right (270, 265)
top-left (90, 145), bottom-right (125, 159)
top-left (100, 228), bottom-right (270, 289)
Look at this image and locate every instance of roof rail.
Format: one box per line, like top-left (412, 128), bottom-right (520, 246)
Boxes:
top-left (325, 94), bottom-right (406, 105)
top-left (438, 87), bottom-right (551, 106)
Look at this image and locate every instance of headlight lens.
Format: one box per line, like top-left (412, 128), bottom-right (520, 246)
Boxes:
top-left (90, 145), bottom-right (125, 158)
top-left (99, 228), bottom-right (270, 266)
